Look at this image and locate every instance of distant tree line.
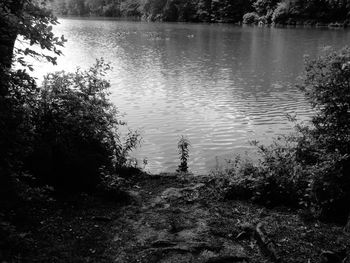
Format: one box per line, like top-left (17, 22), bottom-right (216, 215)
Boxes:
top-left (48, 0), bottom-right (141, 17)
top-left (48, 0), bottom-right (350, 24)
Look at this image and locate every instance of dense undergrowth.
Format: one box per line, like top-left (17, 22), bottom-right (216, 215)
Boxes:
top-left (29, 60), bottom-right (141, 191)
top-left (219, 48), bottom-right (350, 223)
top-left (0, 58), bottom-right (141, 261)
top-left (1, 60), bottom-right (140, 194)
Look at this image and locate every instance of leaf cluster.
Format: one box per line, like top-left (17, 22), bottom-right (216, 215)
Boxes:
top-left (25, 60), bottom-right (140, 191)
top-left (0, 0), bottom-right (66, 69)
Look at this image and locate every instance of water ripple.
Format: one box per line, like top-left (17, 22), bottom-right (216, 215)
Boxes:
top-left (27, 19), bottom-right (350, 174)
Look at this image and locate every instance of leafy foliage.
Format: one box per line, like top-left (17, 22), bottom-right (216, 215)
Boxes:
top-left (253, 0), bottom-right (279, 16)
top-left (224, 136), bottom-right (309, 207)
top-left (0, 68), bottom-right (39, 197)
top-left (1, 0), bottom-right (139, 193)
top-left (298, 48), bottom-right (350, 220)
top-left (26, 60), bottom-right (139, 191)
top-left (271, 1), bottom-right (291, 24)
top-left (48, 0), bottom-right (141, 17)
top-left (49, 0), bottom-right (254, 22)
top-left (0, 0), bottom-right (66, 69)
top-left (0, 0), bottom-right (66, 196)
top-left (243, 12), bottom-right (260, 24)
top-left (177, 136), bottom-right (190, 173)
top-left (48, 0), bottom-right (350, 24)
top-left (224, 48), bottom-right (350, 223)
top-left (301, 48), bottom-right (350, 156)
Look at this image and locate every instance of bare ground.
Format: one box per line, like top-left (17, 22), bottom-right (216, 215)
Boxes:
top-left (1, 173), bottom-right (350, 262)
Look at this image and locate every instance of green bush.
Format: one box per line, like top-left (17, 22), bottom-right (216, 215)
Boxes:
top-left (26, 60), bottom-right (139, 191)
top-left (252, 0), bottom-right (278, 23)
top-left (0, 0), bottom-right (66, 198)
top-left (225, 47), bottom-right (350, 222)
top-left (272, 1), bottom-right (290, 24)
top-left (243, 12), bottom-right (260, 24)
top-left (177, 136), bottom-right (190, 173)
top-left (224, 136), bottom-right (310, 207)
top-left (253, 0), bottom-right (279, 15)
top-left (0, 67), bottom-right (38, 197)
top-left (1, 0), bottom-right (140, 195)
top-left (298, 48), bottom-right (350, 221)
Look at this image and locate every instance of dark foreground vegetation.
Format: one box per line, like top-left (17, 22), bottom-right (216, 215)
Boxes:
top-left (48, 0), bottom-right (350, 25)
top-left (1, 0), bottom-right (350, 262)
top-left (0, 1), bottom-right (140, 193)
top-left (221, 48), bottom-right (350, 225)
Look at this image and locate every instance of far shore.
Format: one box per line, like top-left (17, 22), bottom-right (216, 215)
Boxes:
top-left (55, 15), bottom-right (350, 29)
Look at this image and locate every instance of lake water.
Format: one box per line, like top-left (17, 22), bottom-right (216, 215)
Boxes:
top-left (29, 18), bottom-right (350, 174)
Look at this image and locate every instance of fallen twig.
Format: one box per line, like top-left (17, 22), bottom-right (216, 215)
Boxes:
top-left (253, 222), bottom-right (281, 263)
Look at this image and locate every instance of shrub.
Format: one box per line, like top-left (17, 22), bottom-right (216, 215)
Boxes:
top-left (298, 48), bottom-right (350, 221)
top-left (225, 47), bottom-right (350, 222)
top-left (26, 59), bottom-right (139, 191)
top-left (272, 1), bottom-right (290, 24)
top-left (177, 136), bottom-right (190, 173)
top-left (0, 67), bottom-right (39, 197)
top-left (253, 0), bottom-right (278, 23)
top-left (301, 49), bottom-right (350, 155)
top-left (253, 0), bottom-right (279, 15)
top-left (224, 135), bottom-right (310, 207)
top-left (243, 12), bottom-right (260, 24)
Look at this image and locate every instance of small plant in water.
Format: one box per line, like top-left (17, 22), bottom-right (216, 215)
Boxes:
top-left (177, 136), bottom-right (190, 173)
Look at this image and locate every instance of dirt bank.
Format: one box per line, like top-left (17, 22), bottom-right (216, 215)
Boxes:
top-left (1, 174), bottom-right (349, 262)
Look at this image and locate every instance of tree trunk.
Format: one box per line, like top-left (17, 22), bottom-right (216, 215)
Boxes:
top-left (254, 223), bottom-right (281, 263)
top-left (345, 214), bottom-right (350, 233)
top-left (0, 33), bottom-right (17, 68)
top-left (0, 0), bottom-right (25, 190)
top-left (0, 0), bottom-right (25, 68)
